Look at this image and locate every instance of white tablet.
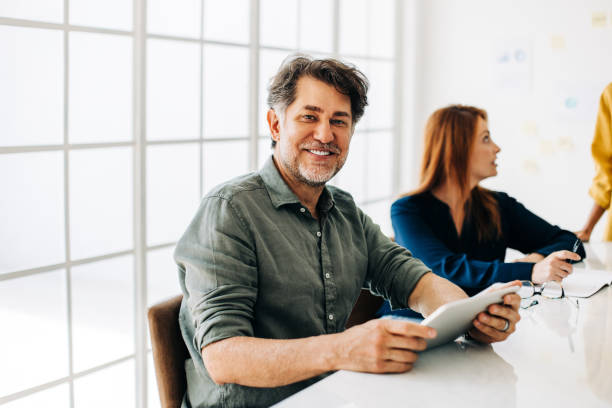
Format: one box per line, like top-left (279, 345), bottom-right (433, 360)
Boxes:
top-left (420, 286), bottom-right (519, 349)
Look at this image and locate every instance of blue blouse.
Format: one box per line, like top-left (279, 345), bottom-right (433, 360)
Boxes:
top-left (378, 190), bottom-right (586, 317)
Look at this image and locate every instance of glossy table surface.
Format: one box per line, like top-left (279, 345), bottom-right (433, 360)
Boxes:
top-left (275, 243), bottom-right (612, 408)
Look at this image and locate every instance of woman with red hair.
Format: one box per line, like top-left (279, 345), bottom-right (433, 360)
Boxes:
top-left (379, 105), bottom-right (585, 317)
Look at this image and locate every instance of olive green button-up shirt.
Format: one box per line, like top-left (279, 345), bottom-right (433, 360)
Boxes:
top-left (175, 156), bottom-right (431, 408)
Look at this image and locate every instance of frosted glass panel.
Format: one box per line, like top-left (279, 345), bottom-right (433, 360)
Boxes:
top-left (74, 359), bottom-right (135, 408)
top-left (259, 50), bottom-right (290, 135)
top-left (204, 0), bottom-right (249, 44)
top-left (147, 247), bottom-right (181, 307)
top-left (361, 199), bottom-right (393, 236)
top-left (69, 32), bottom-right (132, 144)
top-left (71, 256), bottom-right (134, 372)
top-left (299, 0), bottom-right (333, 53)
top-left (0, 0), bottom-right (63, 23)
top-left (369, 0), bottom-right (394, 57)
top-left (147, 144), bottom-right (200, 246)
top-left (366, 132), bottom-right (393, 200)
top-left (334, 132), bottom-right (366, 203)
top-left (3, 384), bottom-right (69, 408)
top-left (147, 0), bottom-right (201, 38)
top-left (203, 45), bottom-right (249, 138)
top-left (0, 270), bottom-right (68, 396)
top-left (203, 140), bottom-right (249, 194)
top-left (339, 0), bottom-right (368, 56)
top-left (260, 0), bottom-right (297, 48)
top-left (147, 39), bottom-right (200, 141)
top-left (0, 152), bottom-right (65, 274)
top-left (367, 61), bottom-right (394, 129)
top-left (258, 138), bottom-right (273, 169)
top-left (70, 0), bottom-right (132, 31)
top-left (70, 147), bottom-right (133, 260)
top-left (0, 26), bottom-right (63, 146)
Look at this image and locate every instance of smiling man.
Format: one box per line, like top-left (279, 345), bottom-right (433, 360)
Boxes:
top-left (174, 55), bottom-right (521, 408)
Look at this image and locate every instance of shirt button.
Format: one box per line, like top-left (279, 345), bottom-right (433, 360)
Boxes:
top-left (316, 231), bottom-right (321, 237)
top-left (300, 208), bottom-right (306, 213)
top-left (328, 314), bottom-right (334, 320)
top-left (325, 273), bottom-right (330, 279)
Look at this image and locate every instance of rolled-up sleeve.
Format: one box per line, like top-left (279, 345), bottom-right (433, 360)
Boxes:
top-left (175, 195), bottom-right (258, 352)
top-left (360, 209), bottom-right (431, 310)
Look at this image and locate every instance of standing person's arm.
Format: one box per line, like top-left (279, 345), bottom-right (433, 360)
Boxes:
top-left (578, 83), bottom-right (612, 241)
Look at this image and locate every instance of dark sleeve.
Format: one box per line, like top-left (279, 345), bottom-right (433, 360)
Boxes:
top-left (174, 195), bottom-right (258, 352)
top-left (391, 197), bottom-right (533, 292)
top-left (359, 208), bottom-right (431, 310)
top-left (499, 193), bottom-right (587, 259)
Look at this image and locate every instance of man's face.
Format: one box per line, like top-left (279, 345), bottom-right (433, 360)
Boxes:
top-left (269, 76), bottom-right (353, 188)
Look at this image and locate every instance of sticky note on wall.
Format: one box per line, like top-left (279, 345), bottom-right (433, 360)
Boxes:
top-left (591, 11), bottom-right (607, 28)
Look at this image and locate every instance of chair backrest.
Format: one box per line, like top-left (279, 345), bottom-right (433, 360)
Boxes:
top-left (345, 289), bottom-right (383, 329)
top-left (148, 295), bottom-right (188, 408)
top-left (147, 290), bottom-right (381, 407)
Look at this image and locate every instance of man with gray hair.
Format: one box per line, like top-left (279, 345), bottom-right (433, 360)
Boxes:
top-left (174, 54), bottom-right (521, 407)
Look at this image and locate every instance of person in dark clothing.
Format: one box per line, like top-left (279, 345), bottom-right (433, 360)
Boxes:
top-left (379, 105), bottom-right (584, 318)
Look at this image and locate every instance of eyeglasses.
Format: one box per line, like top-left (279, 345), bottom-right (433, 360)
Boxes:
top-left (517, 280), bottom-right (564, 309)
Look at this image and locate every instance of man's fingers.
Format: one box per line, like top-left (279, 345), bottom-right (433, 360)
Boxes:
top-left (383, 319), bottom-right (437, 339)
top-left (373, 361), bottom-right (414, 374)
top-left (383, 348), bottom-right (420, 364)
top-left (384, 334), bottom-right (428, 352)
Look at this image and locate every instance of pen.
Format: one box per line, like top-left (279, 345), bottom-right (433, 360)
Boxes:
top-left (568, 238), bottom-right (581, 264)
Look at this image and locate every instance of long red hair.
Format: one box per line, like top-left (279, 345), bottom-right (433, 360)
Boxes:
top-left (410, 105), bottom-right (502, 242)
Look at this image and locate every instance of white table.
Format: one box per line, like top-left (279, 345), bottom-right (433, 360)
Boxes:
top-left (275, 243), bottom-right (612, 408)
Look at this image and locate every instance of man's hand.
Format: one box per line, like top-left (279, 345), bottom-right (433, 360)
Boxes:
top-left (531, 250), bottom-right (581, 283)
top-left (468, 281), bottom-right (521, 344)
top-left (332, 318), bottom-right (437, 373)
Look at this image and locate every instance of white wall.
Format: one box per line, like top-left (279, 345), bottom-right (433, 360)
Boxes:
top-left (402, 0), bottom-right (612, 240)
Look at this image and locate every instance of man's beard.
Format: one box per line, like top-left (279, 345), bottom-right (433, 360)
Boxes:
top-left (279, 142), bottom-right (346, 187)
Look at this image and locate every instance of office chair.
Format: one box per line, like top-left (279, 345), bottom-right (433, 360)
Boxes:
top-left (148, 295), bottom-right (188, 408)
top-left (148, 290), bottom-right (381, 407)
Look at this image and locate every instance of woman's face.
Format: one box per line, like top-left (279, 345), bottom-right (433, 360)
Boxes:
top-left (469, 117), bottom-right (501, 183)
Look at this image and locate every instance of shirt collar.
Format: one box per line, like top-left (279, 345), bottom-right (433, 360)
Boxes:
top-left (259, 155), bottom-right (335, 212)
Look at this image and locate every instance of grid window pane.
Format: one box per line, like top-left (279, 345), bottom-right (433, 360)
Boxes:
top-left (339, 0), bottom-right (368, 56)
top-left (259, 49), bottom-right (290, 135)
top-left (365, 132), bottom-right (393, 200)
top-left (2, 383), bottom-right (69, 408)
top-left (367, 61), bottom-right (394, 129)
top-left (203, 140), bottom-right (249, 194)
top-left (334, 132), bottom-right (367, 202)
top-left (147, 39), bottom-right (200, 141)
top-left (73, 359), bottom-right (135, 408)
top-left (147, 0), bottom-right (201, 38)
top-left (369, 0), bottom-right (394, 58)
top-left (0, 270), bottom-right (68, 396)
top-left (147, 144), bottom-right (200, 246)
top-left (258, 137), bottom-right (272, 169)
top-left (299, 0), bottom-right (333, 53)
top-left (148, 353), bottom-right (161, 408)
top-left (69, 32), bottom-right (132, 144)
top-left (0, 0), bottom-right (63, 23)
top-left (71, 256), bottom-right (134, 372)
top-left (204, 0), bottom-right (249, 44)
top-left (260, 0), bottom-right (298, 48)
top-left (69, 147), bottom-right (133, 260)
top-left (361, 199), bottom-right (393, 236)
top-left (203, 45), bottom-right (249, 138)
top-left (0, 26), bottom-right (63, 147)
top-left (70, 0), bottom-right (132, 31)
top-left (0, 152), bottom-right (65, 274)
top-left (147, 247), bottom-right (181, 307)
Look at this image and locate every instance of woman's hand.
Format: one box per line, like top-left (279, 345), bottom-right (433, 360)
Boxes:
top-left (512, 253), bottom-right (544, 263)
top-left (531, 250), bottom-right (581, 284)
top-left (575, 229), bottom-right (591, 242)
